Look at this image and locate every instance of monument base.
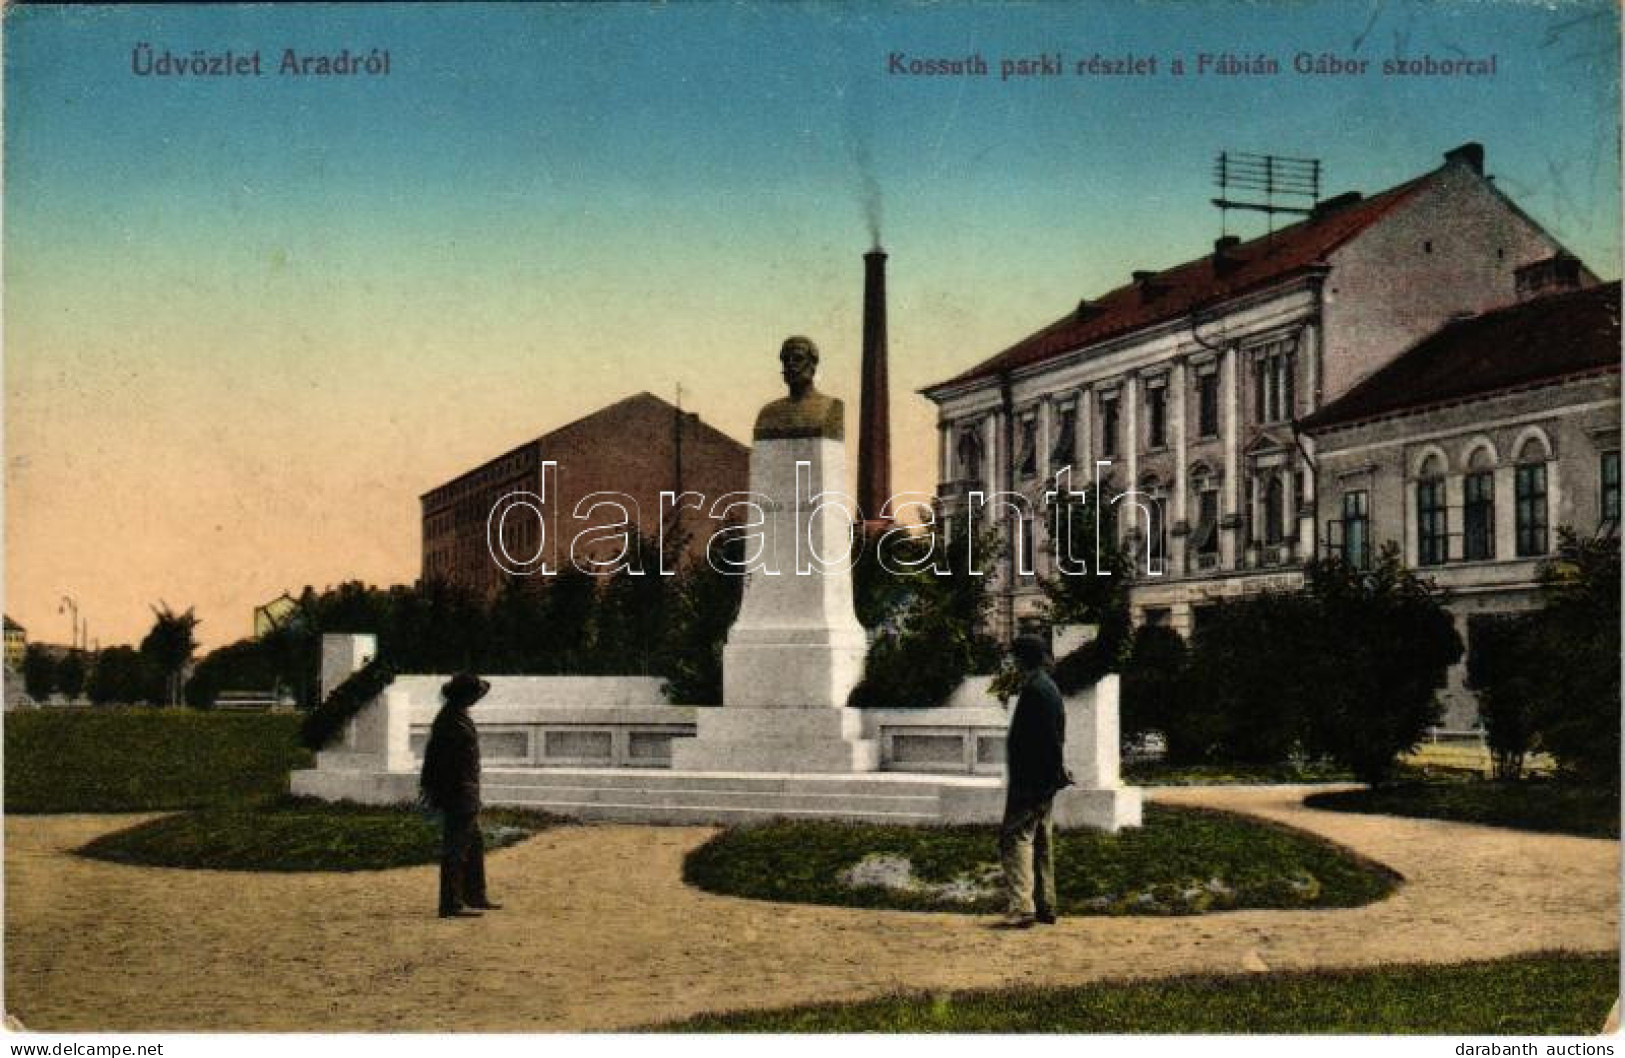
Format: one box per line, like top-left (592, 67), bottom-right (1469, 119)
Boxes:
top-left (290, 765), bottom-right (1144, 831)
top-left (670, 705), bottom-right (880, 773)
top-left (721, 627), bottom-right (869, 710)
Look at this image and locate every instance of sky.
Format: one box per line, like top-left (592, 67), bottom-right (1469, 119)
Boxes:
top-left (4, 0), bottom-right (1619, 650)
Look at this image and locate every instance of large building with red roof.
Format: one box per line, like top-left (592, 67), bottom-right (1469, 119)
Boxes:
top-left (1302, 279), bottom-right (1619, 728)
top-left (921, 142), bottom-right (1600, 648)
top-left (421, 393), bottom-right (748, 594)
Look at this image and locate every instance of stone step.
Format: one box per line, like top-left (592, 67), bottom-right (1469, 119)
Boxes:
top-left (481, 766), bottom-right (992, 796)
top-left (483, 780), bottom-right (937, 812)
top-left (487, 795), bottom-right (942, 827)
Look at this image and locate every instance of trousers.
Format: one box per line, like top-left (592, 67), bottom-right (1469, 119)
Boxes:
top-left (439, 810), bottom-right (488, 913)
top-left (999, 796), bottom-right (1056, 916)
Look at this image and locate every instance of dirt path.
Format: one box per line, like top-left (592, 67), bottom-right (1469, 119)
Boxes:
top-left (5, 787), bottom-right (1617, 1031)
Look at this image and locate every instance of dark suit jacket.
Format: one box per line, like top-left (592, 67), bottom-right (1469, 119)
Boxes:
top-left (420, 704), bottom-right (481, 813)
top-left (1006, 669), bottom-right (1072, 811)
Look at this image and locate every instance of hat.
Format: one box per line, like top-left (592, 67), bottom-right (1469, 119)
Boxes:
top-left (1010, 634), bottom-right (1051, 668)
top-left (441, 671), bottom-right (491, 707)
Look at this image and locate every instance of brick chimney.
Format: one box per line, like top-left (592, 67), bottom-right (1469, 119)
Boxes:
top-left (859, 248), bottom-right (892, 526)
top-left (1444, 142), bottom-right (1485, 174)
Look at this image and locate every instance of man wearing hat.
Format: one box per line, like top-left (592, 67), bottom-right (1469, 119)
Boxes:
top-left (998, 634), bottom-right (1072, 928)
top-left (420, 671), bottom-right (502, 918)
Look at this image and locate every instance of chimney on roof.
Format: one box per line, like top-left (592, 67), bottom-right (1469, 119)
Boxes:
top-left (858, 248), bottom-right (892, 528)
top-left (1444, 142), bottom-right (1485, 175)
top-left (1311, 191), bottom-right (1363, 221)
top-left (1074, 298), bottom-right (1100, 320)
top-left (1133, 270), bottom-right (1168, 302)
top-left (1515, 252), bottom-right (1583, 302)
top-left (1213, 235), bottom-right (1241, 273)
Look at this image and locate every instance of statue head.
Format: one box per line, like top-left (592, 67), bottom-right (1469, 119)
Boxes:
top-left (779, 336), bottom-right (819, 398)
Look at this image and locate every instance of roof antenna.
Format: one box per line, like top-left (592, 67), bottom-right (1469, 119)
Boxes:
top-left (1213, 151), bottom-right (1322, 241)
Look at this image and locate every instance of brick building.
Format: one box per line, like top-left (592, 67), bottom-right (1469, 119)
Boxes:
top-left (921, 142), bottom-right (1598, 640)
top-left (1303, 280), bottom-right (1620, 728)
top-left (421, 393), bottom-right (749, 593)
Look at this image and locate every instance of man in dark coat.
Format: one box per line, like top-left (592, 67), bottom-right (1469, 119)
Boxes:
top-left (998, 634), bottom-right (1072, 928)
top-left (419, 671), bottom-right (501, 918)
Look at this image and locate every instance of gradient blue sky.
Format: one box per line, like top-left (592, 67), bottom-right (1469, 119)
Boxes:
top-left (5, 1), bottom-right (1619, 648)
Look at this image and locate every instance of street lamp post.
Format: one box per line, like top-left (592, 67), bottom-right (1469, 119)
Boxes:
top-left (58, 595), bottom-right (81, 652)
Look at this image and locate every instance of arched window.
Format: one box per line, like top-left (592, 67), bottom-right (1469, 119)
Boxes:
top-left (1416, 452), bottom-right (1449, 566)
top-left (1515, 434), bottom-right (1550, 557)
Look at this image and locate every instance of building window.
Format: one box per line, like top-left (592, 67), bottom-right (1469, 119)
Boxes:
top-left (1252, 340), bottom-right (1297, 424)
top-left (1463, 470), bottom-right (1495, 561)
top-left (957, 428), bottom-right (984, 484)
top-left (1515, 462), bottom-right (1548, 556)
top-left (1147, 493), bottom-right (1167, 573)
top-left (1198, 372), bottom-right (1219, 438)
top-left (1146, 386), bottom-right (1167, 449)
top-left (1416, 477), bottom-right (1448, 566)
top-left (1194, 488), bottom-right (1220, 564)
top-left (1264, 474), bottom-right (1285, 546)
top-left (1017, 416), bottom-right (1038, 479)
top-left (1051, 406), bottom-right (1076, 469)
top-left (1601, 451), bottom-right (1620, 532)
top-left (1099, 395), bottom-right (1119, 459)
top-left (1341, 490), bottom-right (1370, 570)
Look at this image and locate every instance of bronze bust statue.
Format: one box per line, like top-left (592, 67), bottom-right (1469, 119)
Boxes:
top-left (753, 336), bottom-right (845, 441)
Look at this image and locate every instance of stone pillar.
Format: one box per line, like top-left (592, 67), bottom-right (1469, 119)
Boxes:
top-left (1036, 397), bottom-right (1053, 481)
top-left (1123, 374), bottom-right (1140, 541)
top-left (1077, 385), bottom-right (1094, 471)
top-left (937, 421), bottom-right (952, 485)
top-left (1297, 435), bottom-right (1318, 555)
top-left (1171, 358), bottom-right (1190, 573)
top-left (1221, 345), bottom-right (1241, 568)
top-left (982, 413), bottom-right (998, 490)
top-left (320, 633), bottom-right (376, 703)
top-left (1546, 455), bottom-right (1563, 544)
top-left (1494, 464), bottom-right (1517, 559)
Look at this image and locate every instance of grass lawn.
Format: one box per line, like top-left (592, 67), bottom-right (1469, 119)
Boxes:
top-left (683, 805), bottom-right (1398, 916)
top-left (1304, 781), bottom-right (1620, 839)
top-left (76, 796), bottom-right (564, 871)
top-left (5, 708), bottom-right (312, 813)
top-left (656, 951), bottom-right (1618, 1033)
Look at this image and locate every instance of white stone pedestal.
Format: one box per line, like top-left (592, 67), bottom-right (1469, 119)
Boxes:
top-left (677, 431), bottom-right (878, 772)
top-left (721, 434), bottom-right (869, 709)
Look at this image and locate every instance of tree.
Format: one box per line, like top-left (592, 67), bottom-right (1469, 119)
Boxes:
top-left (1169, 545), bottom-right (1461, 780)
top-left (1039, 488), bottom-right (1132, 693)
top-left (21, 644), bottom-right (56, 701)
top-left (185, 638), bottom-right (280, 708)
top-left (139, 603), bottom-right (201, 707)
top-left (56, 650), bottom-right (87, 701)
top-left (1299, 546), bottom-right (1461, 782)
top-left (658, 534), bottom-right (744, 704)
top-left (1466, 613), bottom-right (1542, 779)
top-left (1523, 531), bottom-right (1620, 784)
top-left (1185, 589), bottom-right (1321, 765)
top-left (1119, 624), bottom-right (1190, 754)
top-left (537, 566), bottom-right (598, 674)
top-left (848, 512), bottom-right (1002, 709)
top-left (87, 646), bottom-right (162, 706)
top-left (591, 536), bottom-right (670, 675)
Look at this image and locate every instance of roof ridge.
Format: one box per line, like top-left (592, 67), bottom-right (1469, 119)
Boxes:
top-left (925, 166), bottom-right (1445, 393)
